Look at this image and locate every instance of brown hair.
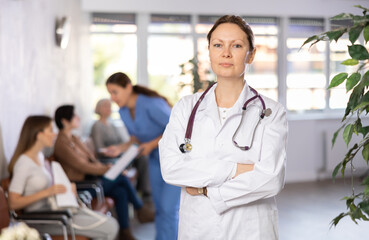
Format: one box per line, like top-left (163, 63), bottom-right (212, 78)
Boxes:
top-left (8, 116), bottom-right (52, 175)
top-left (207, 15), bottom-right (255, 51)
top-left (106, 72), bottom-right (171, 106)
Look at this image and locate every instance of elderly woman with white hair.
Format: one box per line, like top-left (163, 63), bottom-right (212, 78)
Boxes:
top-left (90, 99), bottom-right (152, 203)
top-left (90, 98), bottom-right (127, 160)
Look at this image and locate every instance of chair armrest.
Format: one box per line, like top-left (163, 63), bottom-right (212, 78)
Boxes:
top-left (22, 209), bottom-right (74, 218)
top-left (75, 180), bottom-right (105, 204)
top-left (16, 214), bottom-right (69, 225)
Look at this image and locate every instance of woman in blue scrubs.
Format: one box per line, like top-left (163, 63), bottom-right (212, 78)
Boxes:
top-left (105, 72), bottom-right (180, 240)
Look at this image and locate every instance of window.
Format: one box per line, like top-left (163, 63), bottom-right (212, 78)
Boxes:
top-left (90, 13), bottom-right (137, 119)
top-left (148, 14), bottom-right (194, 104)
top-left (287, 18), bottom-right (326, 111)
top-left (88, 13), bottom-right (354, 116)
top-left (329, 19), bottom-right (356, 109)
top-left (243, 17), bottom-right (279, 101)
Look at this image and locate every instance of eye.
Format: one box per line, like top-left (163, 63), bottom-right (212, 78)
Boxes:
top-left (234, 44), bottom-right (243, 48)
top-left (213, 43), bottom-right (222, 48)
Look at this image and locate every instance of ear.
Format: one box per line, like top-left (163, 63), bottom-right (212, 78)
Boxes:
top-left (246, 49), bottom-right (256, 64)
top-left (61, 118), bottom-right (68, 128)
top-left (36, 131), bottom-right (43, 141)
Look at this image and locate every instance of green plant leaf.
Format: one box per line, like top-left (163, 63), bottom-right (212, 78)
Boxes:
top-left (343, 124), bottom-right (354, 146)
top-left (327, 29), bottom-right (346, 42)
top-left (330, 13), bottom-right (353, 20)
top-left (362, 143), bottom-right (369, 163)
top-left (349, 45), bottom-right (369, 60)
top-left (354, 5), bottom-right (369, 12)
top-left (349, 25), bottom-right (364, 44)
top-left (353, 118), bottom-right (362, 135)
top-left (364, 25), bottom-right (369, 44)
top-left (362, 70), bottom-right (369, 86)
top-left (363, 176), bottom-right (369, 185)
top-left (332, 162), bottom-right (343, 180)
top-left (328, 73), bottom-right (348, 89)
top-left (301, 35), bottom-right (318, 48)
top-left (358, 126), bottom-right (369, 137)
top-left (358, 200), bottom-right (369, 216)
top-left (332, 128), bottom-right (341, 148)
top-left (341, 59), bottom-right (359, 66)
top-left (330, 212), bottom-right (347, 227)
top-left (344, 196), bottom-right (355, 209)
top-left (352, 91), bottom-right (369, 111)
top-left (346, 72), bottom-right (361, 92)
top-left (365, 186), bottom-right (369, 196)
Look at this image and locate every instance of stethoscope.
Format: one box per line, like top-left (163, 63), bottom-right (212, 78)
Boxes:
top-left (179, 82), bottom-right (272, 153)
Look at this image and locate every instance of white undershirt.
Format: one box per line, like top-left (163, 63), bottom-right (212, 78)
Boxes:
top-left (218, 107), bottom-right (231, 125)
top-left (218, 106), bottom-right (237, 178)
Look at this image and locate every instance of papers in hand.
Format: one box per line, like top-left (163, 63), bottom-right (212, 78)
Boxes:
top-left (104, 144), bottom-right (139, 181)
top-left (51, 161), bottom-right (79, 208)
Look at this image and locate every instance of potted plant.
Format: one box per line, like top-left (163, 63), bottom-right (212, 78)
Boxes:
top-left (302, 5), bottom-right (369, 226)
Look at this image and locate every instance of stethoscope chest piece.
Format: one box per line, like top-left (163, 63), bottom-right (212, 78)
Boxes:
top-left (179, 140), bottom-right (192, 153)
top-left (263, 108), bottom-right (272, 117)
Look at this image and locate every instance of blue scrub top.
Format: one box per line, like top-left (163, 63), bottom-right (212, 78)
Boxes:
top-left (119, 94), bottom-right (171, 161)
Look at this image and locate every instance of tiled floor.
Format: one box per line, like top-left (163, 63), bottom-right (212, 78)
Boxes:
top-left (131, 179), bottom-right (369, 240)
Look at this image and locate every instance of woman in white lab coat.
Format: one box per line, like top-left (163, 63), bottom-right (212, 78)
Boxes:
top-left (159, 15), bottom-right (287, 240)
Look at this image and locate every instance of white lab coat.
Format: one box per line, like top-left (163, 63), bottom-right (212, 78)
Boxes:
top-left (159, 82), bottom-right (287, 240)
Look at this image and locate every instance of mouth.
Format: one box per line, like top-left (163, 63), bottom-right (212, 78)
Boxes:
top-left (220, 63), bottom-right (233, 67)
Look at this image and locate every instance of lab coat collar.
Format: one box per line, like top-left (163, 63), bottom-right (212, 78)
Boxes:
top-left (197, 80), bottom-right (252, 132)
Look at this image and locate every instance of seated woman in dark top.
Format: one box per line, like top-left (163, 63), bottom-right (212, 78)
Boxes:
top-left (53, 104), bottom-right (154, 240)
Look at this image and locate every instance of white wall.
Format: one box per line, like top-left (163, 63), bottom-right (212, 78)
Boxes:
top-left (81, 0), bottom-right (367, 17)
top-left (0, 0), bottom-right (93, 161)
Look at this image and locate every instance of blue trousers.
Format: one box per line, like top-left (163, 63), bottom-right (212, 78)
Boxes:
top-left (102, 175), bottom-right (143, 229)
top-left (149, 157), bottom-right (181, 240)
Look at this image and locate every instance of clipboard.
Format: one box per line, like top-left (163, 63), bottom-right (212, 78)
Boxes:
top-left (51, 161), bottom-right (79, 208)
top-left (104, 144), bottom-right (139, 180)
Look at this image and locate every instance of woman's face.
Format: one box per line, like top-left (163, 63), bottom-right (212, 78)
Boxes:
top-left (106, 83), bottom-right (132, 108)
top-left (209, 23), bottom-right (255, 80)
top-left (62, 113), bottom-right (80, 130)
top-left (70, 114), bottom-right (80, 129)
top-left (38, 123), bottom-right (56, 148)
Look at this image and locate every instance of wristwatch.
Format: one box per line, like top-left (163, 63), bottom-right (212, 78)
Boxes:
top-left (198, 187), bottom-right (208, 197)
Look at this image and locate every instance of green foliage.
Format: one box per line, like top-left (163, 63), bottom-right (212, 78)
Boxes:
top-left (179, 57), bottom-right (214, 93)
top-left (304, 5), bottom-right (369, 227)
top-left (346, 73), bottom-right (361, 92)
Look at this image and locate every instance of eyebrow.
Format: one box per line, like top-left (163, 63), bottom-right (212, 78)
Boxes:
top-left (211, 38), bottom-right (246, 43)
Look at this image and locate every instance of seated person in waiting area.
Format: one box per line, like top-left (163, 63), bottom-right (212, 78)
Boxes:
top-left (53, 105), bottom-right (154, 240)
top-left (91, 98), bottom-right (152, 201)
top-left (90, 98), bottom-right (128, 161)
top-left (8, 115), bottom-right (118, 240)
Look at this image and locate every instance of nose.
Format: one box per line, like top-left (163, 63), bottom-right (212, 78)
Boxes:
top-left (222, 45), bottom-right (231, 58)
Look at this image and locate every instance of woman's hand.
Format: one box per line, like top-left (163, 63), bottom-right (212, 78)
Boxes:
top-left (105, 145), bottom-right (123, 157)
top-left (234, 163), bottom-right (254, 178)
top-left (138, 142), bottom-right (155, 156)
top-left (71, 183), bottom-right (77, 197)
top-left (47, 184), bottom-right (67, 196)
top-left (186, 187), bottom-right (202, 196)
top-left (129, 136), bottom-right (140, 145)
